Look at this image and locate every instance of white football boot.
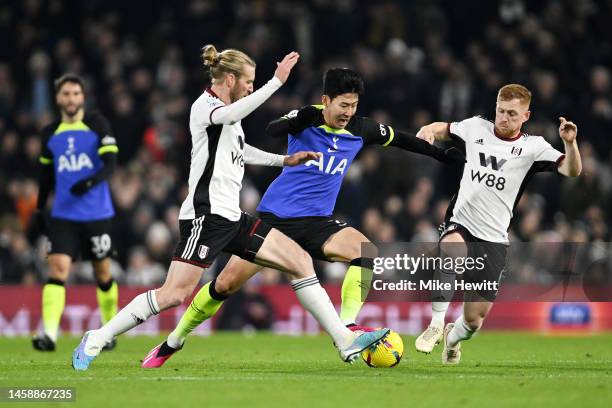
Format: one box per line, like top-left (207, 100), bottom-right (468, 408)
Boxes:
top-left (415, 325), bottom-right (443, 353)
top-left (442, 323), bottom-right (461, 365)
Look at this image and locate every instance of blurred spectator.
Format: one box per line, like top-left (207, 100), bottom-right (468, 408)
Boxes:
top-left (125, 246), bottom-right (166, 286)
top-left (216, 279), bottom-right (276, 330)
top-left (28, 50), bottom-right (52, 117)
top-left (145, 221), bottom-right (173, 265)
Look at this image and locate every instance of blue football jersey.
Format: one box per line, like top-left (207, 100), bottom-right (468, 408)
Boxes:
top-left (257, 107), bottom-right (395, 218)
top-left (40, 112), bottom-right (118, 221)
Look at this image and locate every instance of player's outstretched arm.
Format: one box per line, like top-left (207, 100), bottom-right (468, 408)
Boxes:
top-left (416, 122), bottom-right (451, 143)
top-left (557, 117), bottom-right (582, 177)
top-left (244, 143), bottom-right (285, 167)
top-left (388, 130), bottom-right (465, 164)
top-left (282, 151), bottom-right (321, 167)
top-left (361, 117), bottom-right (464, 164)
top-left (244, 143), bottom-right (319, 167)
top-left (210, 52), bottom-right (300, 126)
top-left (273, 51), bottom-right (300, 84)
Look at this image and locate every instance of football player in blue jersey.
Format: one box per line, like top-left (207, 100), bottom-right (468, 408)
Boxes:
top-left (75, 49), bottom-right (393, 371)
top-left (31, 74), bottom-right (119, 351)
top-left (142, 67), bottom-right (464, 367)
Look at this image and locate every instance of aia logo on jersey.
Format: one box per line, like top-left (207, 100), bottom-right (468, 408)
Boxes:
top-left (58, 136), bottom-right (94, 172)
top-left (58, 153), bottom-right (94, 172)
top-left (511, 146), bottom-right (522, 156)
top-left (305, 154), bottom-right (347, 175)
top-left (479, 153), bottom-right (507, 171)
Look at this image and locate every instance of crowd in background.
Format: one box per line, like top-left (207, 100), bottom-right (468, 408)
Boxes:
top-left (1, 0), bottom-right (612, 288)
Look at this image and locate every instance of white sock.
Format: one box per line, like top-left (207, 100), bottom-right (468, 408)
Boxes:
top-left (86, 290), bottom-right (159, 354)
top-left (431, 301), bottom-right (449, 328)
top-left (167, 330), bottom-right (183, 349)
top-left (447, 315), bottom-right (477, 347)
top-left (291, 275), bottom-right (353, 349)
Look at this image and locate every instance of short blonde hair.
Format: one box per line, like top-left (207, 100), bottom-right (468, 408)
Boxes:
top-left (497, 83), bottom-right (532, 106)
top-left (201, 44), bottom-right (255, 84)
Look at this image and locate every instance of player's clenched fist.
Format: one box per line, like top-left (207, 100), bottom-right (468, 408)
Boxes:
top-left (416, 125), bottom-right (436, 145)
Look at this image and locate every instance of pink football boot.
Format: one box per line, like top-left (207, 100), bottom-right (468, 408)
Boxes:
top-left (347, 324), bottom-right (377, 332)
top-left (141, 341), bottom-right (181, 368)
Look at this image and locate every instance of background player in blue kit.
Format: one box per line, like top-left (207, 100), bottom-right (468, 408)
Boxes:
top-left (31, 74), bottom-right (119, 351)
top-left (142, 68), bottom-right (464, 367)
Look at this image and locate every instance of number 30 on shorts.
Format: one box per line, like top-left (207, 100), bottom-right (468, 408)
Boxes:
top-left (90, 234), bottom-right (112, 258)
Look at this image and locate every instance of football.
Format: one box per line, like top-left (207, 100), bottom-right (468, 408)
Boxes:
top-left (361, 330), bottom-right (404, 368)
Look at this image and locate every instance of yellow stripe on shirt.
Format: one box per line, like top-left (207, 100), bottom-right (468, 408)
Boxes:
top-left (98, 145), bottom-right (119, 155)
top-left (382, 126), bottom-right (395, 147)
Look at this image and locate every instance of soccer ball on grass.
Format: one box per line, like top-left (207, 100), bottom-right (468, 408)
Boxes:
top-left (361, 330), bottom-right (404, 368)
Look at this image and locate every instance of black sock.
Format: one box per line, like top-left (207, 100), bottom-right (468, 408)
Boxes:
top-left (97, 278), bottom-right (114, 292)
top-left (46, 278), bottom-right (65, 286)
top-left (208, 278), bottom-right (229, 301)
top-left (158, 341), bottom-right (179, 356)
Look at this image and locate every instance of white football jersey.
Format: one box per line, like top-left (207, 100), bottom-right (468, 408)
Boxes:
top-left (447, 116), bottom-right (564, 243)
top-left (179, 89), bottom-right (246, 221)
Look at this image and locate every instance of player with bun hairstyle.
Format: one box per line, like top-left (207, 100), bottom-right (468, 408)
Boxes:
top-left (142, 67), bottom-right (466, 369)
top-left (73, 45), bottom-right (391, 371)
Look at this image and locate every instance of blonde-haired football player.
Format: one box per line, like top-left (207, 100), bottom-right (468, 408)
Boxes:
top-left (72, 45), bottom-right (391, 371)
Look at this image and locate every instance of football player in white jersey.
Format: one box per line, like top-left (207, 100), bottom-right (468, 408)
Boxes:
top-left (414, 84), bottom-right (582, 364)
top-left (72, 46), bottom-right (391, 371)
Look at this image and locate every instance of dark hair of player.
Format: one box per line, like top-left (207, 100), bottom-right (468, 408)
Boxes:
top-left (54, 73), bottom-right (86, 94)
top-left (323, 68), bottom-right (365, 100)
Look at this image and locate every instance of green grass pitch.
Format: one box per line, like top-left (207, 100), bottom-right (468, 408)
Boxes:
top-left (1, 332), bottom-right (611, 407)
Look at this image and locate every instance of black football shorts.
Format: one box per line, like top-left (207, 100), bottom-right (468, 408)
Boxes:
top-left (173, 212), bottom-right (271, 268)
top-left (47, 217), bottom-right (114, 261)
top-left (258, 212), bottom-right (350, 261)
